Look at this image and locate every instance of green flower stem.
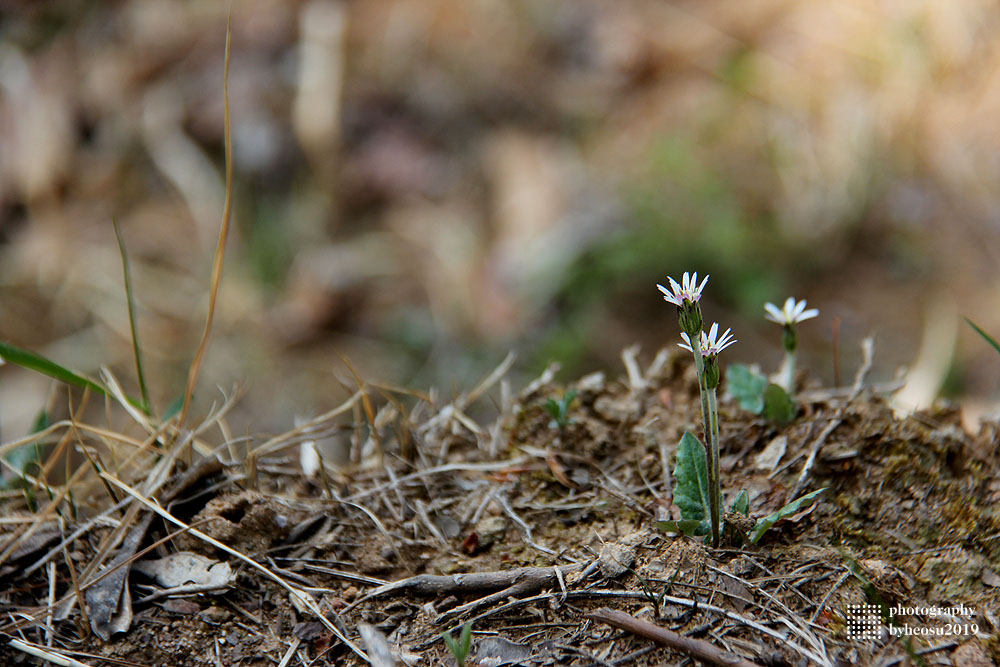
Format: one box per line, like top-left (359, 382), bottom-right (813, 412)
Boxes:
top-left (689, 332), bottom-right (720, 548)
top-left (706, 385), bottom-right (721, 548)
top-left (690, 334), bottom-right (712, 452)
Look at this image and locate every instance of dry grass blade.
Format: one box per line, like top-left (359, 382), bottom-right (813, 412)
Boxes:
top-left (0, 455), bottom-right (102, 568)
top-left (251, 389), bottom-right (363, 461)
top-left (465, 351), bottom-right (515, 403)
top-left (99, 473), bottom-right (371, 663)
top-left (178, 12), bottom-right (234, 430)
top-left (8, 638), bottom-right (95, 667)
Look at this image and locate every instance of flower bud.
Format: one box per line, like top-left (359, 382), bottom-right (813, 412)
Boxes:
top-left (678, 302), bottom-right (703, 338)
top-left (704, 356), bottom-right (721, 389)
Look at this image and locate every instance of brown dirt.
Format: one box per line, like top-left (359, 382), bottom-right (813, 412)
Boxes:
top-left (1, 349), bottom-right (998, 666)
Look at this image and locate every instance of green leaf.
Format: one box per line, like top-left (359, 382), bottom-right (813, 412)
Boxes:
top-left (163, 394), bottom-right (186, 421)
top-left (1, 409), bottom-right (49, 490)
top-left (727, 363), bottom-right (767, 414)
top-left (966, 318), bottom-right (1000, 356)
top-left (459, 620), bottom-right (472, 656)
top-left (114, 218), bottom-right (152, 416)
top-left (673, 431), bottom-right (710, 523)
top-left (654, 519), bottom-right (710, 537)
top-left (545, 389), bottom-right (577, 429)
top-left (749, 488), bottom-right (825, 543)
top-left (0, 341), bottom-right (106, 397)
top-left (442, 621), bottom-right (473, 666)
top-left (763, 383), bottom-right (796, 424)
top-left (731, 489), bottom-right (750, 516)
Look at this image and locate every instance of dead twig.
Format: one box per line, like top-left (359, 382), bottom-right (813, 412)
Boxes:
top-left (177, 13), bottom-right (234, 431)
top-left (344, 563), bottom-right (585, 614)
top-left (494, 490), bottom-right (557, 556)
top-left (342, 458), bottom-right (531, 504)
top-left (585, 608), bottom-right (763, 667)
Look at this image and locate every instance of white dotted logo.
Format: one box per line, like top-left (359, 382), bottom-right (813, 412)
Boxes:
top-left (847, 604), bottom-right (881, 639)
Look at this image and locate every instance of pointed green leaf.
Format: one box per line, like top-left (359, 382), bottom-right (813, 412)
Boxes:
top-left (731, 489), bottom-right (750, 516)
top-left (442, 621), bottom-right (473, 666)
top-left (749, 488), bottom-right (826, 543)
top-left (459, 621), bottom-right (472, 656)
top-left (966, 318), bottom-right (1000, 356)
top-left (114, 219), bottom-right (152, 415)
top-left (442, 631), bottom-right (460, 660)
top-left (0, 341), bottom-right (106, 397)
top-left (163, 394), bottom-right (186, 421)
top-left (673, 431), bottom-right (710, 523)
top-left (727, 363), bottom-right (767, 414)
top-left (763, 383), bottom-right (797, 424)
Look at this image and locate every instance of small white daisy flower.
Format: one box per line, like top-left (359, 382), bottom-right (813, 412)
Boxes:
top-left (679, 322), bottom-right (737, 357)
top-left (764, 297), bottom-right (819, 326)
top-left (657, 271), bottom-right (709, 307)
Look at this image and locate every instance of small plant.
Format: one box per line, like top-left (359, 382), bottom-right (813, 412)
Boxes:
top-left (441, 621), bottom-right (473, 667)
top-left (657, 272), bottom-right (734, 546)
top-left (656, 274), bottom-right (825, 547)
top-left (727, 296), bottom-right (818, 425)
top-left (659, 430), bottom-right (826, 544)
top-left (545, 389), bottom-right (577, 429)
top-left (764, 297), bottom-right (819, 394)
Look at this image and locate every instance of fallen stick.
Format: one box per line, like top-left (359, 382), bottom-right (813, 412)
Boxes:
top-left (585, 608), bottom-right (762, 667)
top-left (367, 563), bottom-right (583, 596)
top-left (344, 563), bottom-right (586, 613)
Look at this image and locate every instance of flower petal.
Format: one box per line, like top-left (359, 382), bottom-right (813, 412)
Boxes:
top-left (668, 275), bottom-right (682, 295)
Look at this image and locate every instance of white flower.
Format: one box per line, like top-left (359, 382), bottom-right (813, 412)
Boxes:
top-left (678, 322), bottom-right (737, 356)
top-left (764, 297), bottom-right (819, 326)
top-left (657, 271), bottom-right (709, 307)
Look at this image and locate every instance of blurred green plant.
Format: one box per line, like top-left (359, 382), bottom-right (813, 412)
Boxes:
top-left (534, 134), bottom-right (785, 378)
top-left (545, 389), bottom-right (577, 429)
top-left (764, 297), bottom-right (819, 394)
top-left (1, 409), bottom-right (48, 493)
top-left (441, 621), bottom-right (473, 667)
top-left (727, 364), bottom-right (797, 425)
top-left (727, 363), bottom-right (768, 413)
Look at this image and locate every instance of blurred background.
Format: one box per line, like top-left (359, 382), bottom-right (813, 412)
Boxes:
top-left (1, 0), bottom-right (999, 439)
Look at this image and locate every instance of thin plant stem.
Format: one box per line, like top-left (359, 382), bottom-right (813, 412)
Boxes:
top-left (706, 386), bottom-right (721, 547)
top-left (783, 350), bottom-right (796, 394)
top-left (689, 333), bottom-right (719, 548)
top-left (690, 336), bottom-right (711, 448)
